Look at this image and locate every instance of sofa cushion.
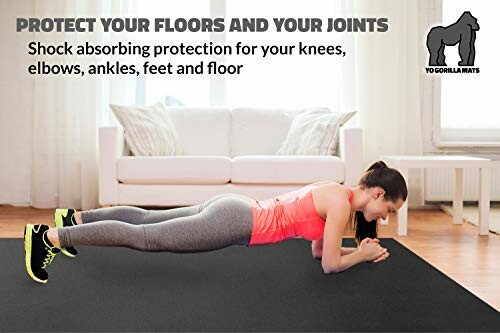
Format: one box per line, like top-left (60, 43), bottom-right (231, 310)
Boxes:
top-left (109, 102), bottom-right (183, 156)
top-left (164, 107), bottom-right (231, 156)
top-left (231, 155), bottom-right (345, 184)
top-left (117, 156), bottom-right (231, 184)
top-left (276, 109), bottom-right (357, 156)
top-left (231, 108), bottom-right (297, 157)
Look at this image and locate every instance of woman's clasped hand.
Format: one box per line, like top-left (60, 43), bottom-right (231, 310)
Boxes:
top-left (358, 237), bottom-right (390, 263)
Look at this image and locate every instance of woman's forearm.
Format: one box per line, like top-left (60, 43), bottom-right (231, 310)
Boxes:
top-left (312, 246), bottom-right (357, 258)
top-left (330, 250), bottom-right (366, 273)
top-left (341, 247), bottom-right (358, 255)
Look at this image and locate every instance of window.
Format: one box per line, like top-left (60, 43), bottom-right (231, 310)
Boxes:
top-left (135, 0), bottom-right (348, 110)
top-left (439, 1), bottom-right (500, 144)
top-left (225, 0), bottom-right (343, 109)
top-left (133, 1), bottom-right (211, 106)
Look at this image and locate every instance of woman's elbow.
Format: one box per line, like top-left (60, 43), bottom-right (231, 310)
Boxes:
top-left (321, 260), bottom-right (340, 274)
top-left (323, 267), bottom-right (340, 274)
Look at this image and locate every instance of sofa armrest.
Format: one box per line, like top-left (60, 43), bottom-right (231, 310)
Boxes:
top-left (338, 126), bottom-right (363, 186)
top-left (98, 127), bottom-right (126, 206)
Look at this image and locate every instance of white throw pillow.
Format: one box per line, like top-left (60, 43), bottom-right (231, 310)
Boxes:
top-left (110, 102), bottom-right (183, 156)
top-left (276, 108), bottom-right (357, 156)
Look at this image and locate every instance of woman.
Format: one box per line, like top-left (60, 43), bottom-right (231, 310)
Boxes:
top-left (24, 160), bottom-right (407, 284)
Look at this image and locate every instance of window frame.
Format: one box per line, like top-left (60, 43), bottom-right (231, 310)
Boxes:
top-left (432, 0), bottom-right (500, 148)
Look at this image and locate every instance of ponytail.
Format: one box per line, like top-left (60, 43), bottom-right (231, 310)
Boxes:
top-left (366, 160), bottom-right (388, 172)
top-left (353, 211), bottom-right (378, 246)
top-left (351, 160), bottom-right (407, 246)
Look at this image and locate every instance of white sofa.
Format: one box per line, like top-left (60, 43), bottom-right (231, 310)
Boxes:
top-left (98, 107), bottom-right (363, 207)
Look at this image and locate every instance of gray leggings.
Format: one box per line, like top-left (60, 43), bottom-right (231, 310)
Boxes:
top-left (57, 194), bottom-right (254, 253)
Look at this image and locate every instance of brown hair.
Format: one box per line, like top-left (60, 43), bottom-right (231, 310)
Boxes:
top-left (350, 160), bottom-right (408, 245)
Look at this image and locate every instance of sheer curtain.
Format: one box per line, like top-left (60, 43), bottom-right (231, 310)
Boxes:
top-left (31, 1), bottom-right (136, 210)
top-left (343, 0), bottom-right (430, 206)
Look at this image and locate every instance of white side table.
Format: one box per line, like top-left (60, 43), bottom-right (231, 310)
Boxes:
top-left (380, 155), bottom-right (491, 236)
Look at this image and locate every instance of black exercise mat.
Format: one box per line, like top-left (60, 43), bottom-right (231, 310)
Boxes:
top-left (1, 237), bottom-right (499, 332)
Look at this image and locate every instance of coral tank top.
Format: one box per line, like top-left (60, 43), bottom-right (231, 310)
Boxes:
top-left (248, 184), bottom-right (354, 246)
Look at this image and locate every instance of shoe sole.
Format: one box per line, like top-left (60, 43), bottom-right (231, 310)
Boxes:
top-left (54, 209), bottom-right (67, 228)
top-left (24, 224), bottom-right (48, 284)
top-left (54, 209), bottom-right (76, 258)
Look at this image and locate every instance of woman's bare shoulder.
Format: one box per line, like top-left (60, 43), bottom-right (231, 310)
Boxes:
top-left (310, 182), bottom-right (351, 219)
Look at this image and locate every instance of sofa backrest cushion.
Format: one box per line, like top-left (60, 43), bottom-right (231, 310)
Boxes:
top-left (165, 107), bottom-right (231, 156)
top-left (231, 108), bottom-right (296, 156)
top-left (110, 102), bottom-right (183, 156)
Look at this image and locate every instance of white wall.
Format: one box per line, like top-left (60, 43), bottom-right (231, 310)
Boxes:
top-left (0, 1), bottom-right (34, 205)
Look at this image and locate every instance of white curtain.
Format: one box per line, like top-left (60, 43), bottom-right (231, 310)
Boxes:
top-left (340, 0), bottom-right (432, 207)
top-left (31, 1), bottom-right (136, 210)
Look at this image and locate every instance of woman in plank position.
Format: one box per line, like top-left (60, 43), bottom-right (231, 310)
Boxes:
top-left (24, 160), bottom-right (407, 283)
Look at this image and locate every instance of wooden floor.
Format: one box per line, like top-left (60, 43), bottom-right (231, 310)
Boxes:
top-left (1, 205), bottom-right (499, 311)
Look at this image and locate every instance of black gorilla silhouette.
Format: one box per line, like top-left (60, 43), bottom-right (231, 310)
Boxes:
top-left (426, 11), bottom-right (479, 66)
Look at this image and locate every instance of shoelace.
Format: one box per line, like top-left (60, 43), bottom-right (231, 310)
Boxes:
top-left (42, 248), bottom-right (58, 269)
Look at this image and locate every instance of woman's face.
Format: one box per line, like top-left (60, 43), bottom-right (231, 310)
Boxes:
top-left (363, 187), bottom-right (405, 222)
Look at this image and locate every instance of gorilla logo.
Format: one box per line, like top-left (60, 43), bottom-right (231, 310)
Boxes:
top-left (426, 11), bottom-right (479, 66)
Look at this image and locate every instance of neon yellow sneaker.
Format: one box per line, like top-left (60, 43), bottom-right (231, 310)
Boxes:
top-left (24, 224), bottom-right (60, 284)
top-left (54, 209), bottom-right (78, 257)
